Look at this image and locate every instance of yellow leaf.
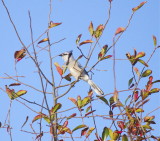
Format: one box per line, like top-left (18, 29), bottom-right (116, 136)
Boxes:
top-left (38, 38), bottom-right (49, 44)
top-left (49, 21), bottom-right (62, 28)
top-left (132, 1), bottom-right (147, 12)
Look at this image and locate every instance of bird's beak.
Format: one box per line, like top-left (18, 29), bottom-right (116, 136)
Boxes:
top-left (58, 53), bottom-right (63, 56)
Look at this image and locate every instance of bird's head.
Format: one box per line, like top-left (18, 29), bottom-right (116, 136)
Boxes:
top-left (59, 51), bottom-right (73, 64)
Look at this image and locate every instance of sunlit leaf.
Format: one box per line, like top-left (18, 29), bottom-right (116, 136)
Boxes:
top-left (102, 127), bottom-right (109, 141)
top-left (32, 113), bottom-right (48, 123)
top-left (109, 96), bottom-right (114, 106)
top-left (77, 96), bottom-right (82, 108)
top-left (115, 27), bottom-right (125, 35)
top-left (113, 91), bottom-right (118, 103)
top-left (108, 128), bottom-right (113, 139)
top-left (49, 21), bottom-right (62, 28)
top-left (88, 21), bottom-right (94, 36)
top-left (150, 88), bottom-right (160, 94)
top-left (153, 35), bottom-right (157, 46)
top-left (122, 134), bottom-right (128, 141)
top-left (14, 49), bottom-right (26, 62)
top-left (76, 34), bottom-right (82, 45)
top-left (62, 121), bottom-right (68, 128)
top-left (38, 38), bottom-right (49, 44)
top-left (68, 97), bottom-right (78, 106)
top-left (98, 45), bottom-right (108, 60)
top-left (97, 96), bottom-right (109, 106)
top-left (54, 62), bottom-right (63, 76)
top-left (95, 24), bottom-right (104, 38)
top-left (72, 124), bottom-right (87, 132)
top-left (9, 83), bottom-right (21, 87)
top-left (81, 96), bottom-right (90, 107)
top-left (79, 40), bottom-right (93, 46)
top-left (67, 113), bottom-right (76, 120)
top-left (136, 52), bottom-right (145, 59)
top-left (132, 1), bottom-right (147, 12)
top-left (141, 69), bottom-right (152, 77)
top-left (5, 85), bottom-right (16, 100)
top-left (112, 131), bottom-right (120, 140)
top-left (135, 108), bottom-right (144, 113)
top-left (86, 106), bottom-right (91, 113)
top-left (50, 103), bottom-right (62, 114)
top-left (85, 127), bottom-right (95, 138)
top-left (138, 59), bottom-right (148, 67)
top-left (16, 90), bottom-right (27, 98)
top-left (144, 116), bottom-right (155, 122)
top-left (63, 127), bottom-right (72, 134)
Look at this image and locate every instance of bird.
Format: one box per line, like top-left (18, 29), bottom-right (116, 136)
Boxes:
top-left (59, 51), bottom-right (104, 95)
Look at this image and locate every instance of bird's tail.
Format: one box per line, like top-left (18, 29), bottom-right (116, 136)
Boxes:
top-left (87, 79), bottom-right (104, 95)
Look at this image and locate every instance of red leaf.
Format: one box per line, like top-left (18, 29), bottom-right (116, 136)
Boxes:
top-left (117, 121), bottom-right (125, 130)
top-left (115, 27), bottom-right (125, 35)
top-left (81, 127), bottom-right (89, 136)
top-left (9, 83), bottom-right (21, 87)
top-left (54, 62), bottom-right (63, 76)
top-left (63, 121), bottom-right (68, 128)
top-left (85, 110), bottom-right (96, 117)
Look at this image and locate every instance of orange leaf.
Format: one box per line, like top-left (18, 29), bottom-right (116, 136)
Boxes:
top-left (132, 1), bottom-right (147, 12)
top-left (14, 49), bottom-right (26, 62)
top-left (79, 40), bottom-right (93, 46)
top-left (68, 97), bottom-right (78, 106)
top-left (115, 27), bottom-right (125, 35)
top-left (32, 113), bottom-right (47, 123)
top-left (153, 35), bottom-right (157, 46)
top-left (38, 38), bottom-right (49, 44)
top-left (54, 62), bottom-right (63, 76)
top-left (49, 21), bottom-right (62, 28)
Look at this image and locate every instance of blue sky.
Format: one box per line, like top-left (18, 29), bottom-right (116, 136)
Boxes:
top-left (0, 0), bottom-right (160, 140)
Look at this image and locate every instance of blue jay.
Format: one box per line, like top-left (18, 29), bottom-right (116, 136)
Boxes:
top-left (59, 51), bottom-right (104, 95)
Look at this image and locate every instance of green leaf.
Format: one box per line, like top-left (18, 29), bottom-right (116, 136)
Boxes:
top-left (153, 35), bottom-right (157, 46)
top-left (135, 108), bottom-right (144, 113)
top-left (72, 124), bottom-right (87, 132)
top-left (50, 103), bottom-right (62, 114)
top-left (98, 45), bottom-right (108, 60)
top-left (85, 127), bottom-right (95, 138)
top-left (102, 127), bottom-right (109, 141)
top-left (109, 96), bottom-right (114, 106)
top-left (138, 59), bottom-right (148, 67)
top-left (95, 24), bottom-right (104, 38)
top-left (122, 134), bottom-right (128, 141)
top-left (150, 88), bottom-right (160, 94)
top-left (77, 96), bottom-right (82, 108)
top-left (108, 128), bottom-right (113, 139)
top-left (112, 131), bottom-right (120, 140)
top-left (76, 34), bottom-right (82, 45)
top-left (128, 77), bottom-right (133, 87)
top-left (97, 96), bottom-right (109, 106)
top-left (141, 69), bottom-right (152, 77)
top-left (136, 52), bottom-right (145, 59)
top-left (86, 106), bottom-right (91, 113)
top-left (88, 21), bottom-right (94, 36)
top-left (81, 97), bottom-right (90, 107)
top-left (100, 55), bottom-right (112, 61)
top-left (32, 113), bottom-right (49, 123)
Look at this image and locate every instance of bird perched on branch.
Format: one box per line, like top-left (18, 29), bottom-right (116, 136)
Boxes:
top-left (59, 51), bottom-right (104, 95)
